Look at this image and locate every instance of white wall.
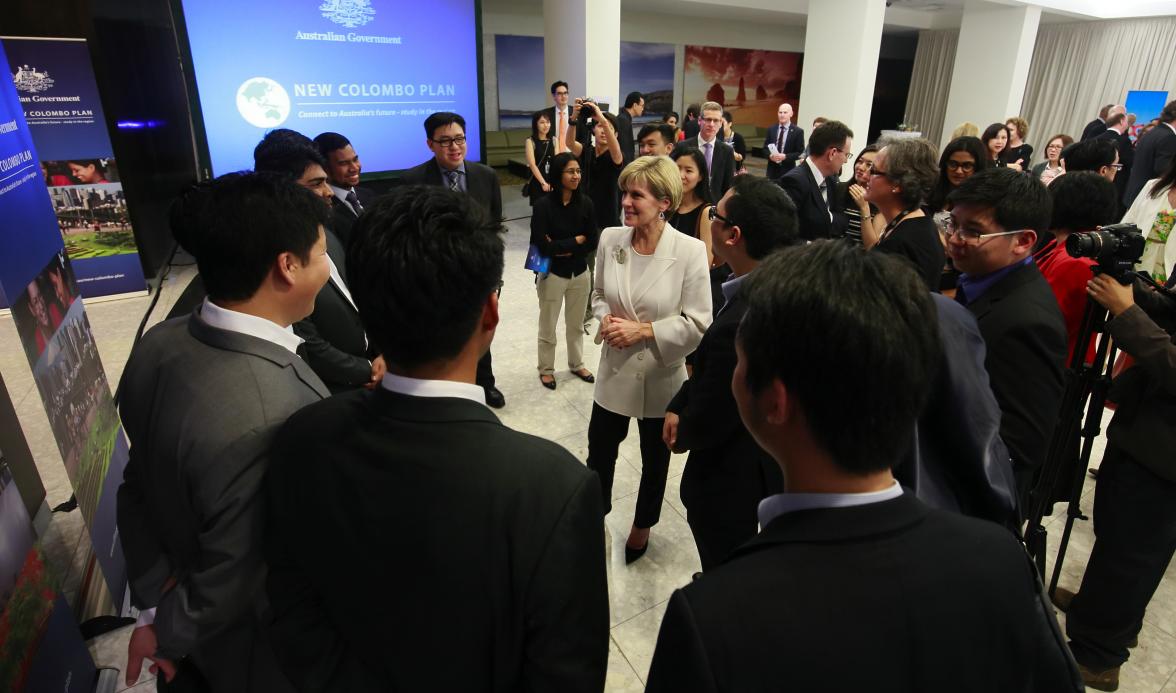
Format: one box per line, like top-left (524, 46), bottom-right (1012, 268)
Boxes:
top-left (480, 1), bottom-right (806, 129)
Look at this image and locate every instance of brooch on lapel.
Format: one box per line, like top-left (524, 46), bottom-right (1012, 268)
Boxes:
top-left (613, 246), bottom-right (627, 265)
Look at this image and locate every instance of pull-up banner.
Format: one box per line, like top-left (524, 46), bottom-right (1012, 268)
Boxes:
top-left (2, 36), bottom-right (147, 307)
top-left (0, 39), bottom-right (129, 615)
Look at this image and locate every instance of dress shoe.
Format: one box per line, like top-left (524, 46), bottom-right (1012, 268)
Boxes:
top-left (573, 369), bottom-right (595, 383)
top-left (624, 541), bottom-right (649, 565)
top-left (484, 386), bottom-right (506, 409)
top-left (539, 375), bottom-right (556, 390)
top-left (1078, 663), bottom-right (1120, 691)
top-left (1052, 588), bottom-right (1137, 648)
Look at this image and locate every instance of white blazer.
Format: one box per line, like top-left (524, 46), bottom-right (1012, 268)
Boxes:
top-left (1123, 179), bottom-right (1175, 281)
top-left (591, 225), bottom-right (712, 419)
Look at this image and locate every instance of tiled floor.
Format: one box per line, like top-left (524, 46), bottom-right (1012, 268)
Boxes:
top-left (4, 176), bottom-right (1176, 691)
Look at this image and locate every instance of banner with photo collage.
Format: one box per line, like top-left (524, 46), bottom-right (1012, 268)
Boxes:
top-left (1, 36), bottom-right (147, 309)
top-left (0, 38), bottom-right (129, 623)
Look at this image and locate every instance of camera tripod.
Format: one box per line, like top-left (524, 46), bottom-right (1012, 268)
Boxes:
top-left (1024, 290), bottom-right (1118, 596)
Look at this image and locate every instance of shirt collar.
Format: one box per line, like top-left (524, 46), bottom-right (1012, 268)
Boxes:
top-left (1165, 122), bottom-right (1176, 136)
top-left (805, 157), bottom-right (827, 187)
top-left (199, 298), bottom-right (303, 355)
top-left (329, 183), bottom-right (354, 205)
top-left (698, 134), bottom-right (717, 147)
top-left (720, 271), bottom-right (747, 307)
top-left (957, 256), bottom-right (1031, 305)
top-left (757, 480), bottom-right (904, 529)
top-left (381, 372), bottom-right (486, 407)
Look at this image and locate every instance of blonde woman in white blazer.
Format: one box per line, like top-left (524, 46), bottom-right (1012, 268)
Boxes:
top-left (587, 156), bottom-right (712, 564)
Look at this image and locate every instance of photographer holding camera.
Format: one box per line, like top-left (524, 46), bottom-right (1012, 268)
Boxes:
top-left (1055, 260), bottom-right (1176, 690)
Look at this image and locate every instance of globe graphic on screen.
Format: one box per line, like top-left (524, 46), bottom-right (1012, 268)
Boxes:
top-left (236, 77), bottom-right (291, 128)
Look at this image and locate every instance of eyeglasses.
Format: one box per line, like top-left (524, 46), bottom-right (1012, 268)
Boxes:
top-left (944, 218), bottom-right (1028, 245)
top-left (945, 160), bottom-right (976, 172)
top-left (1109, 163), bottom-right (1124, 171)
top-left (868, 163), bottom-right (891, 177)
top-left (708, 206), bottom-right (734, 226)
top-left (554, 90), bottom-right (569, 96)
top-left (833, 147), bottom-right (853, 158)
top-left (431, 136), bottom-right (467, 148)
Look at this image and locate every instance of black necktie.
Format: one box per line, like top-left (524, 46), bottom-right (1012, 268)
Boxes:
top-left (346, 189), bottom-right (363, 215)
top-left (777, 126), bottom-right (785, 151)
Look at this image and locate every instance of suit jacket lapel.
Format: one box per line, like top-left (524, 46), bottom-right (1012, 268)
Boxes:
top-left (803, 164), bottom-right (828, 213)
top-left (612, 228), bottom-right (640, 319)
top-left (630, 226), bottom-right (678, 305)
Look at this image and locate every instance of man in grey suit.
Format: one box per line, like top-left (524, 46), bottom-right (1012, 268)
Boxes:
top-left (401, 111), bottom-right (506, 407)
top-left (117, 172), bottom-right (332, 691)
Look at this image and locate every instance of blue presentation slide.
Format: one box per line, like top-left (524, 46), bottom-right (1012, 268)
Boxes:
top-left (178, 0), bottom-right (483, 175)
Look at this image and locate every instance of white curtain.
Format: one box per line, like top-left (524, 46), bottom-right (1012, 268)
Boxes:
top-left (1021, 17), bottom-right (1176, 159)
top-left (903, 29), bottom-right (958, 147)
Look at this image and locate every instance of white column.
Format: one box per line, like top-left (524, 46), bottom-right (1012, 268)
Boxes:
top-left (797, 0), bottom-right (885, 178)
top-left (940, 1), bottom-right (1040, 148)
top-left (543, 0), bottom-right (621, 112)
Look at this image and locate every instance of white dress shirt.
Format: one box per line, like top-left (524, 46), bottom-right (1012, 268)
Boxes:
top-left (381, 372), bottom-right (486, 406)
top-left (757, 480), bottom-right (904, 529)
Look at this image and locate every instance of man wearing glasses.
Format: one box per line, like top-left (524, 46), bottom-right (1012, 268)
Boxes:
top-left (946, 167), bottom-right (1067, 508)
top-left (542, 81), bottom-right (589, 155)
top-left (673, 101), bottom-right (736, 201)
top-left (403, 111), bottom-right (506, 407)
top-left (776, 120), bottom-right (853, 240)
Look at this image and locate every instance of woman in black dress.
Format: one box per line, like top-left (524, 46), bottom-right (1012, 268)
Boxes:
top-left (524, 110), bottom-right (555, 206)
top-left (981, 122), bottom-right (1009, 169)
top-left (864, 137), bottom-right (944, 292)
top-left (1001, 116), bottom-right (1033, 172)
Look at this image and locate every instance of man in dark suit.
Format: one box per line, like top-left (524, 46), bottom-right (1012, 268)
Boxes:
top-left (401, 111), bottom-right (505, 407)
top-left (776, 120), bottom-right (853, 240)
top-left (645, 241), bottom-right (1082, 693)
top-left (1122, 100), bottom-right (1176, 209)
top-left (1055, 273), bottom-right (1176, 691)
top-left (118, 173), bottom-right (331, 691)
top-left (682, 103), bottom-right (700, 140)
top-left (1096, 114), bottom-right (1135, 215)
top-left (947, 168), bottom-right (1067, 509)
top-left (256, 141), bottom-right (383, 394)
top-left (764, 102), bottom-right (804, 179)
top-left (616, 91), bottom-right (643, 164)
top-left (664, 177), bottom-right (796, 570)
top-left (312, 131), bottom-right (376, 247)
top-left (1081, 103), bottom-right (1122, 142)
top-left (672, 101), bottom-right (735, 201)
top-left (264, 185), bottom-right (609, 691)
top-left (542, 81), bottom-right (589, 156)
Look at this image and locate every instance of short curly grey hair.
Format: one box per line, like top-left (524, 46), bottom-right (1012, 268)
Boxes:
top-left (878, 137), bottom-right (940, 208)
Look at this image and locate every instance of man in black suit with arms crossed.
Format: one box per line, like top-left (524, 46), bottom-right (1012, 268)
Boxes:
top-left (946, 168), bottom-right (1067, 508)
top-left (663, 176), bottom-right (795, 571)
top-left (673, 101), bottom-right (736, 202)
top-left (764, 102), bottom-right (804, 180)
top-left (776, 119), bottom-right (853, 240)
top-left (645, 240), bottom-right (1082, 693)
top-left (402, 111), bottom-right (505, 407)
top-left (264, 185), bottom-right (609, 692)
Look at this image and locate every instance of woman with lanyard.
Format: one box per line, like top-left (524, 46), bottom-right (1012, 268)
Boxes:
top-left (864, 137), bottom-right (944, 292)
top-left (523, 110), bottom-right (555, 206)
top-left (530, 152), bottom-right (598, 389)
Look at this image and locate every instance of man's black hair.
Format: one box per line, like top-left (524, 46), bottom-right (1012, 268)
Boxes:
top-left (737, 241), bottom-right (940, 474)
top-left (637, 123), bottom-right (676, 146)
top-left (252, 128), bottom-right (311, 165)
top-left (724, 176), bottom-right (799, 259)
top-left (198, 172), bottom-right (329, 302)
top-left (808, 120), bottom-right (853, 158)
top-left (686, 104), bottom-right (700, 118)
top-left (947, 167), bottom-right (1053, 235)
top-left (423, 112), bottom-right (466, 139)
top-left (1048, 171), bottom-right (1119, 232)
top-left (550, 81), bottom-right (569, 95)
top-left (1060, 138), bottom-right (1117, 173)
top-left (624, 91), bottom-right (644, 109)
top-left (312, 131), bottom-right (352, 158)
top-left (346, 186), bottom-right (504, 370)
top-left (254, 141), bottom-right (327, 180)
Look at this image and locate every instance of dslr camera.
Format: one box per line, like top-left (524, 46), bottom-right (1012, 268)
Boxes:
top-left (1065, 223), bottom-right (1146, 284)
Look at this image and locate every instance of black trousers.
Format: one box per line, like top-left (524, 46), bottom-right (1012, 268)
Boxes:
top-left (1067, 443), bottom-right (1176, 669)
top-left (586, 402), bottom-right (669, 529)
